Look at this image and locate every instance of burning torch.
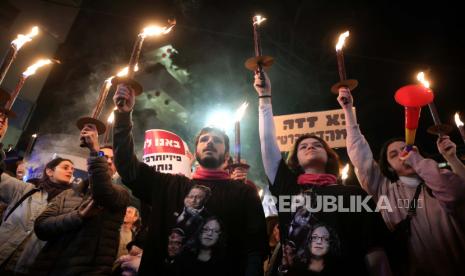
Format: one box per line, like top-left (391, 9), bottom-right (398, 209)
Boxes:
top-left (113, 22), bottom-right (175, 108)
top-left (415, 72), bottom-right (453, 137)
top-left (4, 59), bottom-right (57, 112)
top-left (0, 26), bottom-right (39, 85)
top-left (245, 15), bottom-right (274, 88)
top-left (76, 65), bottom-right (139, 147)
top-left (229, 102), bottom-right (250, 171)
top-left (103, 108), bottom-right (116, 144)
top-left (332, 31), bottom-right (358, 104)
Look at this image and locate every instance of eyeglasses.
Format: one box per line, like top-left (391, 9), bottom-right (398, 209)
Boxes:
top-left (311, 235), bottom-right (329, 243)
top-left (202, 227), bottom-right (221, 235)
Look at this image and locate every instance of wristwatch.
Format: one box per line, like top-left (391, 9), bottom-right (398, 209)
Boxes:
top-left (90, 151), bottom-right (105, 157)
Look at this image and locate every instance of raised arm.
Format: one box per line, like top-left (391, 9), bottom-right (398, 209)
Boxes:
top-left (88, 156), bottom-right (129, 211)
top-left (436, 135), bottom-right (465, 181)
top-left (255, 71), bottom-right (282, 184)
top-left (338, 87), bottom-right (390, 197)
top-left (113, 84), bottom-right (141, 183)
top-left (403, 150), bottom-right (465, 212)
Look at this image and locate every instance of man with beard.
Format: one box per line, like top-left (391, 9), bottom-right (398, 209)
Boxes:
top-left (112, 84), bottom-right (267, 276)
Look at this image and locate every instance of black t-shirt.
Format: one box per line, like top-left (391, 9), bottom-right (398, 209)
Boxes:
top-left (124, 162), bottom-right (268, 276)
top-left (270, 160), bottom-right (388, 275)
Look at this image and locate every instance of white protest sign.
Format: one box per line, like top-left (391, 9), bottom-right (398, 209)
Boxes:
top-left (273, 108), bottom-right (355, 152)
top-left (143, 129), bottom-right (192, 177)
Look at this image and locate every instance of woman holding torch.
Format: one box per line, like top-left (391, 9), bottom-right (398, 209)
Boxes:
top-left (338, 86), bottom-right (465, 275)
top-left (254, 71), bottom-right (391, 276)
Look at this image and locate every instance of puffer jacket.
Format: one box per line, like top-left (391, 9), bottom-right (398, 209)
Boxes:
top-left (32, 156), bottom-right (130, 276)
top-left (0, 173), bottom-right (48, 274)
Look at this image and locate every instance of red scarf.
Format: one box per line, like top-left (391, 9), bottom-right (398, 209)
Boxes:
top-left (297, 173), bottom-right (337, 187)
top-left (192, 167), bottom-right (230, 180)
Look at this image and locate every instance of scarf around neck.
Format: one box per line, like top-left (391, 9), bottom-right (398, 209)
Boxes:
top-left (297, 173), bottom-right (337, 187)
top-left (39, 178), bottom-right (70, 202)
top-left (192, 167), bottom-right (230, 180)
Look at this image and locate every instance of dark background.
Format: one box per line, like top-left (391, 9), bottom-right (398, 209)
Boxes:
top-left (17, 0), bottom-right (465, 185)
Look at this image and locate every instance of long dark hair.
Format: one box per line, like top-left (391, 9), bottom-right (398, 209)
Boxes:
top-left (184, 216), bottom-right (226, 257)
top-left (378, 138), bottom-right (403, 182)
top-left (287, 134), bottom-right (341, 176)
top-left (297, 222), bottom-right (341, 265)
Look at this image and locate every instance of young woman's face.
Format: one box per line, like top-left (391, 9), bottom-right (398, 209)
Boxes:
top-left (297, 138), bottom-right (328, 170)
top-left (386, 141), bottom-right (415, 177)
top-left (310, 226), bottom-right (330, 257)
top-left (47, 161), bottom-right (74, 184)
top-left (200, 219), bottom-right (221, 248)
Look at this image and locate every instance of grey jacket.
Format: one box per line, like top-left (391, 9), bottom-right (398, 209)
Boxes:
top-left (33, 156), bottom-right (130, 275)
top-left (0, 173), bottom-right (48, 274)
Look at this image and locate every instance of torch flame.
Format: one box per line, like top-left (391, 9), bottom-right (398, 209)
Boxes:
top-left (140, 24), bottom-right (174, 38)
top-left (455, 113), bottom-right (464, 127)
top-left (234, 102), bottom-right (249, 122)
top-left (416, 72), bottom-right (430, 88)
top-left (253, 15), bottom-right (267, 25)
top-left (107, 110), bottom-right (115, 124)
top-left (22, 59), bottom-right (53, 77)
top-left (12, 26), bottom-right (39, 49)
top-left (335, 31), bottom-right (350, 51)
top-left (341, 164), bottom-right (350, 180)
top-left (258, 188), bottom-right (264, 198)
top-left (32, 133), bottom-right (37, 138)
top-left (115, 64), bottom-right (139, 78)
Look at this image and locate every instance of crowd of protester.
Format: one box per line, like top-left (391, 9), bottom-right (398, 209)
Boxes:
top-left (0, 70), bottom-right (464, 276)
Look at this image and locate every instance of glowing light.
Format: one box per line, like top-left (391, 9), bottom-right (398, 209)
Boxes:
top-left (455, 113), bottom-right (464, 127)
top-left (205, 110), bottom-right (232, 130)
top-left (253, 15), bottom-right (267, 25)
top-left (335, 31), bottom-right (350, 51)
top-left (115, 64), bottom-right (139, 78)
top-left (22, 59), bottom-right (52, 77)
top-left (140, 24), bottom-right (174, 38)
top-left (416, 72), bottom-right (430, 88)
top-left (341, 164), bottom-right (350, 180)
top-left (107, 110), bottom-right (115, 124)
top-left (11, 26), bottom-right (39, 49)
top-left (234, 102), bottom-right (249, 122)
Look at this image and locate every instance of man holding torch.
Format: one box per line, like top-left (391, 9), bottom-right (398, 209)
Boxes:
top-left (112, 84), bottom-right (267, 275)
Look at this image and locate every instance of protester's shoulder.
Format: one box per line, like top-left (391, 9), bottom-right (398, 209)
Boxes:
top-left (1, 173), bottom-right (35, 190)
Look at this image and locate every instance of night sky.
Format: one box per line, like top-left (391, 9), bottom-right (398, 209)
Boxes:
top-left (20, 0), bottom-right (465, 185)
